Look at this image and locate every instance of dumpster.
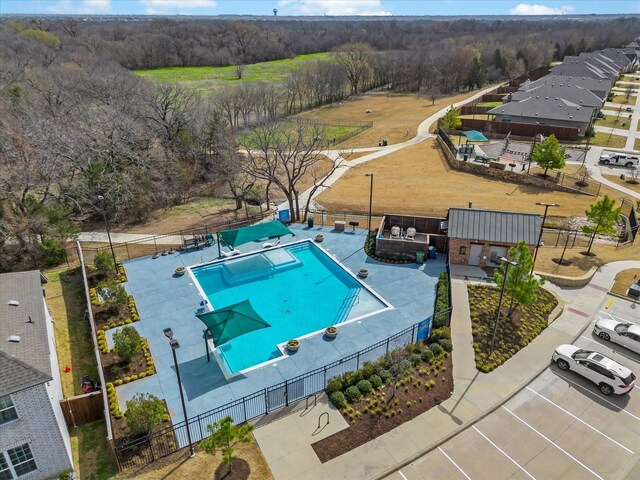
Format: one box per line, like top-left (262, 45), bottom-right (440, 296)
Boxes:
top-left (415, 251), bottom-right (425, 264)
top-left (427, 246), bottom-right (436, 259)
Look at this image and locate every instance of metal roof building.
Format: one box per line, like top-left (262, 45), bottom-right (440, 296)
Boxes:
top-left (448, 207), bottom-right (541, 246)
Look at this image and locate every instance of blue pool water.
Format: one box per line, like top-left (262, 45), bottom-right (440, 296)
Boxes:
top-left (192, 241), bottom-right (388, 374)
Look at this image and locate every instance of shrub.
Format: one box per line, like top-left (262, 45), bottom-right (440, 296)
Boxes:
top-left (125, 393), bottom-right (165, 436)
top-left (429, 343), bottom-right (444, 357)
top-left (97, 280), bottom-right (128, 313)
top-left (330, 391), bottom-right (347, 409)
top-left (356, 379), bottom-right (373, 395)
top-left (114, 379), bottom-right (123, 386)
top-left (421, 349), bottom-right (434, 362)
top-left (378, 369), bottom-right (392, 384)
top-left (410, 353), bottom-right (422, 366)
top-left (94, 251), bottom-right (115, 276)
top-left (429, 329), bottom-right (443, 343)
top-left (368, 374), bottom-right (382, 390)
top-left (326, 377), bottom-right (344, 395)
top-left (162, 414), bottom-right (171, 423)
top-left (438, 339), bottom-right (453, 352)
top-left (345, 386), bottom-right (362, 403)
top-left (112, 325), bottom-right (142, 364)
top-left (360, 361), bottom-right (377, 379)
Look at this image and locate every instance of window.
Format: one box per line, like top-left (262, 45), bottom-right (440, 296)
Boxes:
top-left (458, 246), bottom-right (467, 255)
top-left (0, 444), bottom-right (37, 479)
top-left (0, 395), bottom-right (17, 425)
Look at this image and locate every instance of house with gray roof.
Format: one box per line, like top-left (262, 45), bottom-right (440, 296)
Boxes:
top-left (0, 271), bottom-right (73, 480)
top-left (527, 75), bottom-right (610, 101)
top-left (510, 82), bottom-right (604, 109)
top-left (550, 59), bottom-right (617, 85)
top-left (447, 207), bottom-right (541, 267)
top-left (488, 95), bottom-right (596, 135)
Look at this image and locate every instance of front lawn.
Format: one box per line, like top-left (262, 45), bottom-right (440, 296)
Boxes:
top-left (468, 285), bottom-right (558, 373)
top-left (595, 116), bottom-right (631, 131)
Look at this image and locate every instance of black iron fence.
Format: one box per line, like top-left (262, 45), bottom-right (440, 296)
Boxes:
top-left (114, 307), bottom-right (451, 470)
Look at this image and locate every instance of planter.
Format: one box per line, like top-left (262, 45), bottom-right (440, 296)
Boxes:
top-left (315, 234), bottom-right (324, 243)
top-left (175, 267), bottom-right (186, 277)
top-left (325, 327), bottom-right (338, 338)
top-left (286, 339), bottom-right (299, 352)
top-left (358, 268), bottom-right (369, 278)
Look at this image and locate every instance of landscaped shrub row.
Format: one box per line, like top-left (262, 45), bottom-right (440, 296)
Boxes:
top-left (363, 231), bottom-right (413, 264)
top-left (468, 285), bottom-right (557, 373)
top-left (433, 271), bottom-right (450, 329)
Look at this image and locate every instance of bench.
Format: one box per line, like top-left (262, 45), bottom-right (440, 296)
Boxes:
top-left (184, 237), bottom-right (199, 249)
top-left (474, 156), bottom-right (491, 164)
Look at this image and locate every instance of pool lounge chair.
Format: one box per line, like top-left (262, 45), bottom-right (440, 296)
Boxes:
top-left (263, 238), bottom-right (280, 248)
top-left (406, 227), bottom-right (416, 240)
top-left (220, 248), bottom-right (241, 258)
top-left (205, 233), bottom-right (215, 245)
top-left (391, 226), bottom-right (401, 239)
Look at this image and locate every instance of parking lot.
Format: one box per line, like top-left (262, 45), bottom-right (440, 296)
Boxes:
top-left (386, 301), bottom-right (640, 480)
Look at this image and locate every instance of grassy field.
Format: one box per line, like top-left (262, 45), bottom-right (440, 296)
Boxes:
top-left (574, 132), bottom-right (627, 149)
top-left (595, 116), bottom-right (631, 131)
top-left (611, 94), bottom-right (637, 105)
top-left (602, 174), bottom-right (640, 192)
top-left (476, 101), bottom-right (502, 107)
top-left (610, 269), bottom-right (640, 297)
top-left (134, 53), bottom-right (332, 93)
top-left (44, 267), bottom-right (97, 397)
top-left (70, 420), bottom-right (118, 480)
top-left (315, 138), bottom-right (635, 221)
top-left (636, 139), bottom-right (640, 150)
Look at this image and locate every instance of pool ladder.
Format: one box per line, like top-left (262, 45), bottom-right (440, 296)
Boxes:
top-left (335, 289), bottom-right (360, 324)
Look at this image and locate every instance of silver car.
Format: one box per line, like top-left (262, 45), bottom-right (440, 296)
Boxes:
top-left (593, 317), bottom-right (640, 355)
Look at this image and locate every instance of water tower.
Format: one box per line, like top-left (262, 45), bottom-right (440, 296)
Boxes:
top-left (273, 8), bottom-right (277, 16)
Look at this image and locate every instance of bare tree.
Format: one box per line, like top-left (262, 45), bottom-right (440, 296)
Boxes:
top-left (333, 42), bottom-right (375, 95)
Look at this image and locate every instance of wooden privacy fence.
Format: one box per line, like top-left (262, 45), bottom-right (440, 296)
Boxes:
top-left (60, 391), bottom-right (105, 428)
top-left (458, 118), bottom-right (579, 141)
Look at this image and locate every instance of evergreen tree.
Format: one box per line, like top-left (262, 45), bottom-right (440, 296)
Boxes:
top-left (201, 416), bottom-right (254, 474)
top-left (493, 49), bottom-right (505, 71)
top-left (441, 105), bottom-right (462, 131)
top-left (583, 196), bottom-right (621, 256)
top-left (465, 56), bottom-right (487, 90)
top-left (531, 134), bottom-right (566, 177)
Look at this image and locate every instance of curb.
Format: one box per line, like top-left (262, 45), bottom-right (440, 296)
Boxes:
top-left (607, 291), bottom-right (640, 304)
top-left (371, 296), bottom-right (596, 480)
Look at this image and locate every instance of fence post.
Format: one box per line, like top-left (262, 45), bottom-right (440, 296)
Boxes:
top-left (125, 243), bottom-right (131, 260)
top-left (412, 323), bottom-right (417, 342)
top-left (356, 351), bottom-right (360, 371)
top-left (264, 388), bottom-right (269, 413)
top-left (323, 366), bottom-right (327, 387)
top-left (386, 337), bottom-right (390, 354)
top-left (285, 381), bottom-right (289, 406)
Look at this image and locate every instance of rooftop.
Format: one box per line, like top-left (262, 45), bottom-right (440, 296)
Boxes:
top-left (511, 83), bottom-right (604, 108)
top-left (488, 95), bottom-right (595, 123)
top-left (448, 207), bottom-right (541, 245)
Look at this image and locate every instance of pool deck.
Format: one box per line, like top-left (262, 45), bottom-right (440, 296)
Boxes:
top-left (115, 224), bottom-right (445, 429)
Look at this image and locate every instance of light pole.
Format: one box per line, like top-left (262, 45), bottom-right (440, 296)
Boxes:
top-left (365, 173), bottom-right (374, 233)
top-left (491, 257), bottom-right (520, 354)
top-left (527, 123), bottom-right (540, 175)
top-left (163, 328), bottom-right (195, 457)
top-left (532, 202), bottom-right (560, 274)
top-left (97, 195), bottom-right (118, 275)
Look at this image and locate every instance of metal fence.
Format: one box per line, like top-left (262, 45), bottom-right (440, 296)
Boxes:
top-left (295, 118), bottom-right (373, 146)
top-left (113, 307), bottom-right (451, 469)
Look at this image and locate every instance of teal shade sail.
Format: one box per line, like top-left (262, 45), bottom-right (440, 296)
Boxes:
top-left (219, 220), bottom-right (294, 248)
top-left (462, 130), bottom-right (489, 142)
top-left (196, 299), bottom-right (270, 346)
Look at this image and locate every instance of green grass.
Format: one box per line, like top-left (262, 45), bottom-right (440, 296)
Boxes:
top-left (70, 420), bottom-right (118, 479)
top-left (476, 101), bottom-right (502, 108)
top-left (236, 121), bottom-right (365, 148)
top-left (575, 132), bottom-right (627, 149)
top-left (134, 53), bottom-right (333, 93)
top-left (165, 197), bottom-right (228, 217)
top-left (595, 115), bottom-right (631, 131)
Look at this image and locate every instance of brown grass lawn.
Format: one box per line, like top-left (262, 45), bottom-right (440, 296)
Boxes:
top-left (574, 132), bottom-right (627, 149)
top-left (602, 174), bottom-right (640, 192)
top-left (636, 139), bottom-right (640, 150)
top-left (44, 267), bottom-right (98, 397)
top-left (534, 242), bottom-right (640, 277)
top-left (316, 139), bottom-right (635, 221)
top-left (610, 269), bottom-right (640, 297)
top-left (116, 436), bottom-right (273, 480)
top-left (612, 95), bottom-right (637, 105)
top-left (298, 89), bottom-right (489, 149)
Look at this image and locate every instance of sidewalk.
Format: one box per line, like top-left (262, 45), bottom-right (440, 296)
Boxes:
top-left (254, 261), bottom-right (640, 480)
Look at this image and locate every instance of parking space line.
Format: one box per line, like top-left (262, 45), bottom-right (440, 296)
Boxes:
top-left (472, 426), bottom-right (536, 480)
top-left (502, 407), bottom-right (605, 480)
top-left (524, 387), bottom-right (634, 453)
top-left (577, 336), bottom-right (639, 362)
top-left (438, 447), bottom-right (472, 480)
top-left (398, 470), bottom-right (408, 480)
top-left (560, 376), bottom-right (640, 421)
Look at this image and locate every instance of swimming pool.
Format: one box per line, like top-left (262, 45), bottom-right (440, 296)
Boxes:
top-left (191, 240), bottom-right (390, 374)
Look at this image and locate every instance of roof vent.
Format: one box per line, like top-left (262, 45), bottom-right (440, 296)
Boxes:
top-left (569, 115), bottom-right (573, 119)
top-left (555, 97), bottom-right (558, 100)
top-left (8, 300), bottom-right (19, 306)
top-left (8, 335), bottom-right (21, 343)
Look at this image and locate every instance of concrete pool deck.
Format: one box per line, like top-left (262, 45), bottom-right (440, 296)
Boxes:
top-left (115, 224), bottom-right (445, 431)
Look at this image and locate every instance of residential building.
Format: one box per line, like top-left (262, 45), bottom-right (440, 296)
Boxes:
top-left (526, 75), bottom-right (610, 101)
top-left (447, 207), bottom-right (540, 267)
top-left (509, 81), bottom-right (605, 109)
top-left (0, 271), bottom-right (73, 480)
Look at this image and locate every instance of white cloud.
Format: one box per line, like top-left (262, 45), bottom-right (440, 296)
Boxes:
top-left (277, 0), bottom-right (391, 16)
top-left (509, 3), bottom-right (575, 15)
top-left (141, 0), bottom-right (217, 15)
top-left (46, 0), bottom-right (111, 14)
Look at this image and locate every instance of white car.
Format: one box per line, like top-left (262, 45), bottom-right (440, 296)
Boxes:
top-left (593, 317), bottom-right (640, 354)
top-left (552, 344), bottom-right (636, 395)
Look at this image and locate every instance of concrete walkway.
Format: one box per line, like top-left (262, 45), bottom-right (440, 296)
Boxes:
top-left (254, 261), bottom-right (640, 479)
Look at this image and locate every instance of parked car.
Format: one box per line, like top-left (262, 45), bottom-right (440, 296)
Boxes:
top-left (599, 153), bottom-right (639, 168)
top-left (593, 317), bottom-right (640, 354)
top-left (552, 344), bottom-right (636, 395)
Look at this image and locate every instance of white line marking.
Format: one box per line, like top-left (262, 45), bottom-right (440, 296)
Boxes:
top-left (578, 336), bottom-right (640, 362)
top-left (398, 470), bottom-right (408, 480)
top-left (525, 387), bottom-right (634, 454)
top-left (472, 426), bottom-right (536, 480)
top-left (560, 376), bottom-right (640, 421)
top-left (503, 407), bottom-right (605, 480)
top-left (438, 447), bottom-right (472, 480)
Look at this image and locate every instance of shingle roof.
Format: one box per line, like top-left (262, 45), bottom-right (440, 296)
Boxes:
top-left (511, 83), bottom-right (604, 108)
top-left (448, 208), bottom-right (541, 245)
top-left (527, 75), bottom-right (609, 98)
top-left (488, 96), bottom-right (595, 123)
top-left (550, 62), bottom-right (616, 81)
top-left (0, 271), bottom-right (52, 395)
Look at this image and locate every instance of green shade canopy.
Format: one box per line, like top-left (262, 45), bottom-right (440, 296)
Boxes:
top-left (197, 299), bottom-right (270, 346)
top-left (219, 220), bottom-right (294, 248)
top-left (462, 130), bottom-right (489, 142)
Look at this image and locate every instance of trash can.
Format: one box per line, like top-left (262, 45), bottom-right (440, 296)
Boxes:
top-left (428, 246), bottom-right (436, 259)
top-left (415, 251), bottom-right (425, 264)
top-left (308, 216), bottom-right (314, 228)
top-left (620, 174), bottom-right (626, 180)
top-left (383, 139), bottom-right (388, 146)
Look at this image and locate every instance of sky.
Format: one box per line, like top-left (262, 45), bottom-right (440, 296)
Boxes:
top-left (1, 0), bottom-right (638, 17)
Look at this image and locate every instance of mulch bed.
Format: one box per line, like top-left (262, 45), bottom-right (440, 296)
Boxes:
top-left (468, 285), bottom-right (558, 373)
top-left (102, 350), bottom-right (149, 384)
top-left (214, 459), bottom-right (250, 480)
top-left (312, 355), bottom-right (453, 462)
